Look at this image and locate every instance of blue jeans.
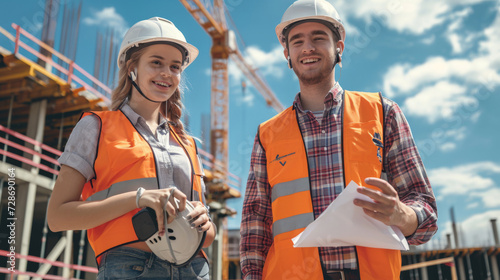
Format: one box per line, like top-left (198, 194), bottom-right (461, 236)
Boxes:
top-left (97, 247), bottom-right (210, 280)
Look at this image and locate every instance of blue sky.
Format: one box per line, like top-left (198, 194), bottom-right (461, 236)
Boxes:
top-left (1, 0), bottom-right (499, 250)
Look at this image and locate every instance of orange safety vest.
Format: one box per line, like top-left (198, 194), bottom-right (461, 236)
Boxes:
top-left (259, 91), bottom-right (401, 280)
top-left (80, 110), bottom-right (205, 262)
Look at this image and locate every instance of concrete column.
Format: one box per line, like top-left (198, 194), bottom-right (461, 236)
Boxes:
top-left (63, 230), bottom-right (73, 278)
top-left (419, 254), bottom-right (429, 280)
top-left (413, 254), bottom-right (420, 279)
top-left (465, 251), bottom-right (473, 280)
top-left (211, 213), bottom-right (225, 280)
top-left (491, 219), bottom-right (499, 246)
top-left (0, 179), bottom-right (3, 220)
top-left (491, 255), bottom-right (499, 280)
top-left (84, 242), bottom-right (97, 280)
top-left (236, 262), bottom-right (242, 280)
top-left (490, 219), bottom-right (499, 280)
top-left (16, 99), bottom-right (47, 279)
top-left (457, 256), bottom-right (466, 280)
top-left (484, 250), bottom-right (493, 280)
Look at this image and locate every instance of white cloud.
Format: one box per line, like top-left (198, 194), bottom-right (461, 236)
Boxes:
top-left (479, 7), bottom-right (500, 63)
top-left (403, 81), bottom-right (474, 123)
top-left (239, 90), bottom-right (255, 107)
top-left (242, 45), bottom-right (287, 79)
top-left (334, 0), bottom-right (492, 35)
top-left (474, 188), bottom-right (500, 208)
top-left (466, 202), bottom-right (479, 209)
top-left (228, 60), bottom-right (244, 83)
top-left (383, 6), bottom-right (500, 97)
top-left (383, 56), bottom-right (500, 98)
top-left (447, 33), bottom-right (462, 54)
top-left (429, 162), bottom-right (500, 207)
top-left (438, 210), bottom-right (500, 247)
top-left (448, 7), bottom-right (473, 32)
top-left (470, 111), bottom-right (481, 122)
top-left (439, 142), bottom-right (456, 152)
top-left (83, 7), bottom-right (128, 36)
top-left (227, 45), bottom-right (286, 82)
top-left (333, 0), bottom-right (447, 35)
top-left (382, 6), bottom-right (500, 130)
top-left (446, 7), bottom-right (474, 54)
top-left (421, 35), bottom-right (435, 45)
top-left (444, 127), bottom-right (466, 141)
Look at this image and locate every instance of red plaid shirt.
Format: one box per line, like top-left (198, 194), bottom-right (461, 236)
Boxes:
top-left (240, 84), bottom-right (438, 280)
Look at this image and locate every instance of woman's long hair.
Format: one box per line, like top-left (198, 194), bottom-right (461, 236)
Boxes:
top-left (111, 46), bottom-right (191, 146)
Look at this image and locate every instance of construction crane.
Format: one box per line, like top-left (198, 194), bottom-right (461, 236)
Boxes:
top-left (178, 0), bottom-right (285, 279)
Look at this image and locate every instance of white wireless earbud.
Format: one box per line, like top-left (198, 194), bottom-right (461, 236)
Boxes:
top-left (336, 48), bottom-right (341, 54)
top-left (130, 68), bottom-right (137, 82)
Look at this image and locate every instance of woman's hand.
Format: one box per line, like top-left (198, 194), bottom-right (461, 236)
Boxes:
top-left (186, 201), bottom-right (212, 233)
top-left (138, 188), bottom-right (187, 236)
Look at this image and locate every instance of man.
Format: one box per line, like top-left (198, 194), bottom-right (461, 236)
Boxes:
top-left (239, 0), bottom-right (438, 279)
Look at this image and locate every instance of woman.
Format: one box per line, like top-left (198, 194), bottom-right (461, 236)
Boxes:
top-left (47, 17), bottom-right (215, 280)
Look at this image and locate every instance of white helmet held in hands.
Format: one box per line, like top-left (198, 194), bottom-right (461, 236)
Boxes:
top-left (118, 17), bottom-right (199, 69)
top-left (132, 199), bottom-right (206, 266)
top-left (276, 0), bottom-right (346, 47)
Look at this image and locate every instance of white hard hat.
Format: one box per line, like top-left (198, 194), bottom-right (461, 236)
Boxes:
top-left (276, 0), bottom-right (346, 47)
top-left (117, 17), bottom-right (199, 69)
top-left (146, 200), bottom-right (205, 266)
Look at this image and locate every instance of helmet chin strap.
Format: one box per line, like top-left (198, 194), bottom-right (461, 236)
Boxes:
top-left (130, 72), bottom-right (163, 104)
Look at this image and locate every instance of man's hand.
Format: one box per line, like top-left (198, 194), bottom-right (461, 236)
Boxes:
top-left (353, 177), bottom-right (418, 237)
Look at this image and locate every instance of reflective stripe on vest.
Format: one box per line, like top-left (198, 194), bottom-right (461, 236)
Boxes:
top-left (271, 178), bottom-right (314, 237)
top-left (259, 91), bottom-right (401, 280)
top-left (80, 110), bottom-right (204, 262)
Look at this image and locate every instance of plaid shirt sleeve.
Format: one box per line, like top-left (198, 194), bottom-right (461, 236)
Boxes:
top-left (240, 132), bottom-right (274, 280)
top-left (383, 100), bottom-right (438, 245)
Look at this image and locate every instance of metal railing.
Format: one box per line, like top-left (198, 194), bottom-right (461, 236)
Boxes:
top-left (0, 124), bottom-right (61, 175)
top-left (0, 249), bottom-right (97, 279)
top-left (0, 23), bottom-right (111, 104)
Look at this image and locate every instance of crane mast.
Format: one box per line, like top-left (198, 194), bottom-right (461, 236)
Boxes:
top-left (180, 0), bottom-right (230, 184)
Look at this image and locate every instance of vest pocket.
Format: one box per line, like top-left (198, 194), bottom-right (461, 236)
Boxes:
top-left (344, 120), bottom-right (382, 164)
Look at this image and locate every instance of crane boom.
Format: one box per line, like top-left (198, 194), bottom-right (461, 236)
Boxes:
top-left (179, 0), bottom-right (224, 37)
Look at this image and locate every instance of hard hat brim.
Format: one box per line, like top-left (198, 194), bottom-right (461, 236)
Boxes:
top-left (276, 15), bottom-right (346, 47)
top-left (117, 38), bottom-right (199, 69)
